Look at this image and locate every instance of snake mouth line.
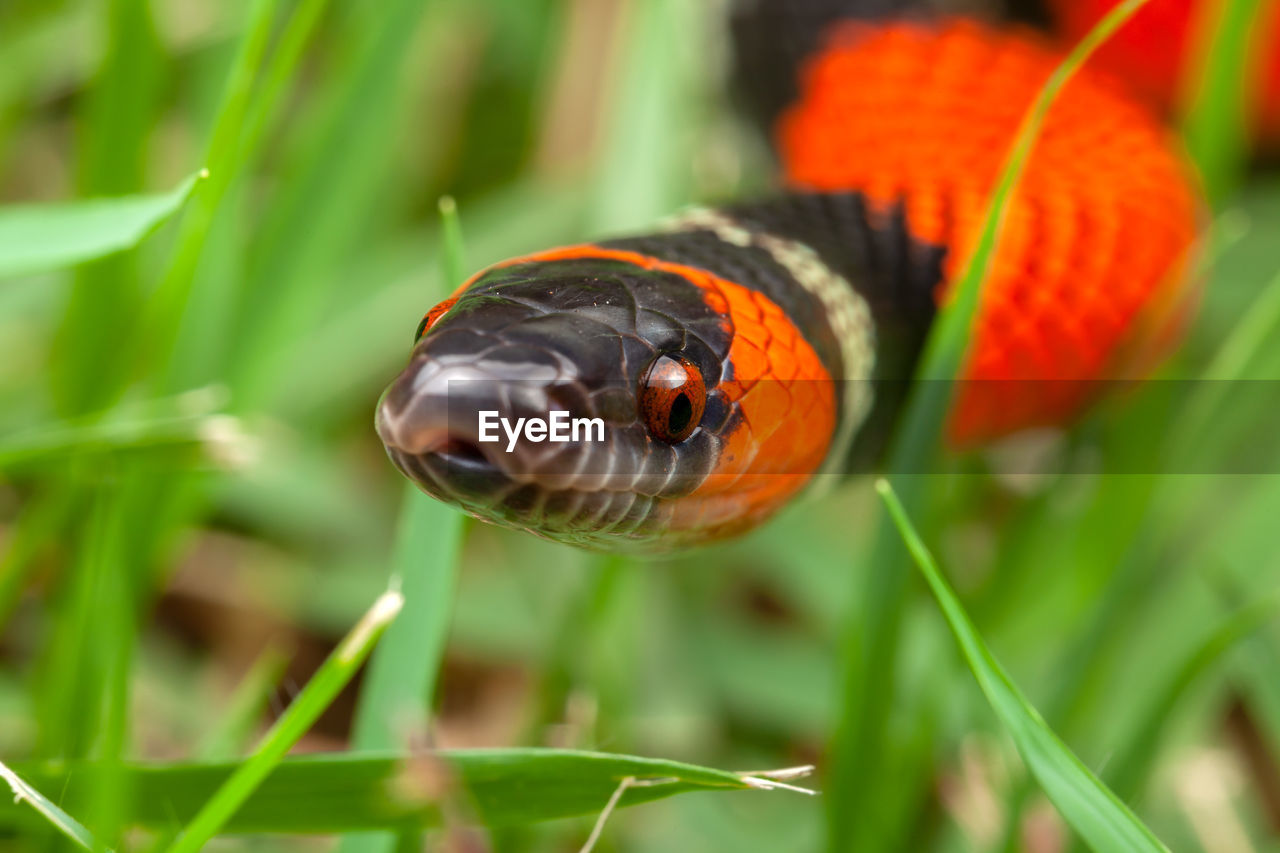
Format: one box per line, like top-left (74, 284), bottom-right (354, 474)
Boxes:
top-left (385, 442), bottom-right (672, 548)
top-left (434, 438), bottom-right (493, 471)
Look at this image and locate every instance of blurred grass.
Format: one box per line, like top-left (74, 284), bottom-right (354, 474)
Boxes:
top-left (340, 196), bottom-right (468, 853)
top-left (0, 171), bottom-right (202, 280)
top-left (169, 589), bottom-right (402, 853)
top-left (877, 477), bottom-right (1169, 852)
top-left (826, 3), bottom-right (1156, 848)
top-left (1182, 0), bottom-right (1266, 201)
top-left (0, 0), bottom-right (1278, 851)
top-left (0, 758), bottom-right (102, 850)
top-left (4, 749), bottom-right (795, 835)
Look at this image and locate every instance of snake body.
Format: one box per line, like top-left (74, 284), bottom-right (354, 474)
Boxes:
top-left (375, 5), bottom-right (1203, 550)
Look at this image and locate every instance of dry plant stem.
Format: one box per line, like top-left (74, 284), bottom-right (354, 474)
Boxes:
top-left (578, 776), bottom-right (635, 853)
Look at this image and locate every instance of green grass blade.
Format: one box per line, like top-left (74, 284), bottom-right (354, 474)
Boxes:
top-left (1103, 593), bottom-right (1280, 802)
top-left (140, 644), bottom-right (292, 851)
top-left (0, 490), bottom-right (72, 635)
top-left (1199, 264), bottom-right (1280, 381)
top-left (899, 0), bottom-right (1155, 455)
top-left (1182, 0), bottom-right (1265, 202)
top-left (167, 590), bottom-right (404, 853)
top-left (226, 0), bottom-right (441, 407)
top-left (196, 642), bottom-right (292, 760)
top-left (53, 0), bottom-right (164, 416)
top-left (236, 0), bottom-right (332, 166)
top-left (148, 0), bottom-right (332, 396)
top-left (0, 172), bottom-right (204, 280)
top-left (270, 179), bottom-right (588, 423)
top-left (0, 412), bottom-right (245, 471)
top-left (140, 0), bottom-right (280, 382)
top-left (28, 481), bottom-right (136, 851)
top-left (341, 196), bottom-right (468, 853)
top-left (1173, 266), bottom-right (1280, 456)
top-left (826, 4), bottom-right (1155, 847)
top-left (35, 485), bottom-right (132, 766)
top-left (1236, 627), bottom-right (1280, 780)
top-left (586, 0), bottom-right (702, 232)
top-left (74, 0), bottom-right (162, 199)
top-left (0, 759), bottom-right (105, 851)
top-left (342, 490), bottom-right (464, 853)
top-left (9, 750), bottom-right (807, 835)
top-left (523, 554), bottom-right (628, 742)
top-left (875, 479), bottom-right (1169, 853)
top-left (437, 195), bottom-right (466, 289)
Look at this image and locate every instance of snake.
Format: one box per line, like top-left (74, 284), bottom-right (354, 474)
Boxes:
top-left (374, 1), bottom-right (1204, 551)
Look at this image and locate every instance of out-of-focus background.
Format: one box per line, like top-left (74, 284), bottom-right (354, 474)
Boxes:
top-left (2, 0), bottom-right (1280, 850)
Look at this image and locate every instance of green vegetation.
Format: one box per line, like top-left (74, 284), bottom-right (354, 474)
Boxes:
top-left (877, 478), bottom-right (1169, 853)
top-left (1, 0), bottom-right (1278, 850)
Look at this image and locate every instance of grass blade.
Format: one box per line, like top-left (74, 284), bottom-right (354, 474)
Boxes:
top-left (875, 478), bottom-right (1169, 853)
top-left (1182, 0), bottom-right (1266, 202)
top-left (236, 0), bottom-right (332, 166)
top-left (340, 194), bottom-right (468, 853)
top-left (1103, 592), bottom-right (1280, 802)
top-left (900, 0), bottom-right (1155, 452)
top-left (0, 172), bottom-right (204, 280)
top-left (0, 759), bottom-right (105, 851)
top-left (142, 644), bottom-right (292, 851)
top-left (342, 490), bottom-right (464, 852)
top-left (0, 412), bottom-right (245, 471)
top-left (140, 0), bottom-right (280, 383)
top-left (1173, 266), bottom-right (1280, 456)
top-left (226, 0), bottom-right (440, 408)
top-left (167, 590), bottom-right (404, 853)
top-left (53, 0), bottom-right (164, 415)
top-left (196, 642), bottom-right (293, 760)
top-left (826, 4), bottom-right (1155, 847)
top-left (348, 194), bottom-right (467, 755)
top-left (437, 195), bottom-right (466, 289)
top-left (8, 750), bottom-right (806, 835)
top-left (0, 490), bottom-right (73, 635)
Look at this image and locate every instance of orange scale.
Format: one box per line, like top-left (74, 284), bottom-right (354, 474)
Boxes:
top-left (700, 285), bottom-right (730, 316)
top-left (774, 321), bottom-right (800, 352)
top-left (716, 419), bottom-right (758, 473)
top-left (737, 291), bottom-right (768, 325)
top-left (680, 269), bottom-right (837, 532)
top-left (750, 381), bottom-right (795, 427)
top-left (1075, 310), bottom-right (1122, 347)
top-left (796, 353), bottom-right (827, 382)
top-left (680, 267), bottom-right (716, 292)
top-left (757, 294), bottom-right (792, 328)
top-left (747, 294), bottom-right (773, 326)
top-left (757, 313), bottom-right (784, 346)
top-left (756, 326), bottom-right (788, 360)
top-left (720, 378), bottom-right (748, 404)
top-left (769, 346), bottom-right (800, 382)
top-left (733, 320), bottom-right (772, 362)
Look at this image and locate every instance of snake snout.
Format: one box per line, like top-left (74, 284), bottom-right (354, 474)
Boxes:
top-left (376, 353), bottom-right (587, 496)
top-left (376, 361), bottom-right (494, 458)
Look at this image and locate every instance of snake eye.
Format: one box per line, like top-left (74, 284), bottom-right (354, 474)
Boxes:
top-left (414, 296), bottom-right (460, 343)
top-left (640, 354), bottom-right (706, 443)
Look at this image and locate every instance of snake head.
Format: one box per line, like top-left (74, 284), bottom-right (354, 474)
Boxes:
top-left (375, 244), bottom-right (841, 550)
